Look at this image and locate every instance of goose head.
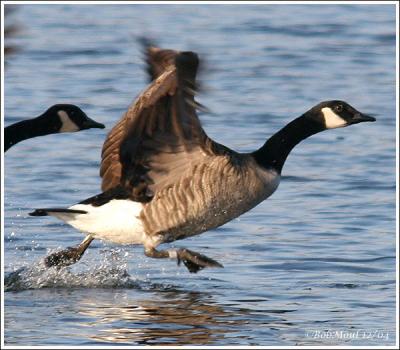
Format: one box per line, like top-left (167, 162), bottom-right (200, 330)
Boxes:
top-left (304, 100), bottom-right (376, 129)
top-left (43, 104), bottom-right (105, 133)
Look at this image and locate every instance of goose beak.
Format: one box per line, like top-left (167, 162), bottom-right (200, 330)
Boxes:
top-left (351, 113), bottom-right (376, 124)
top-left (82, 117), bottom-right (105, 129)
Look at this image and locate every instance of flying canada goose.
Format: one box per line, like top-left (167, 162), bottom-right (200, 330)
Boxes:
top-left (4, 104), bottom-right (105, 152)
top-left (30, 47), bottom-right (375, 273)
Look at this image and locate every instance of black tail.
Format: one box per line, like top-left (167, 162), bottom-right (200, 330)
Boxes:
top-left (29, 208), bottom-right (87, 216)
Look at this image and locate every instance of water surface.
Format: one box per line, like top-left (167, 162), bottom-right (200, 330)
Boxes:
top-left (3, 3), bottom-right (397, 346)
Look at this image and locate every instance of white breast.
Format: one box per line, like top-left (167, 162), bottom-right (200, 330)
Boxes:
top-left (257, 167), bottom-right (281, 196)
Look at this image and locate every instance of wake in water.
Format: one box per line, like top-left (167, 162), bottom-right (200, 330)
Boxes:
top-left (4, 248), bottom-right (142, 292)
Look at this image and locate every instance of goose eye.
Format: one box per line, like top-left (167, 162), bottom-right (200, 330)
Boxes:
top-left (335, 104), bottom-right (343, 112)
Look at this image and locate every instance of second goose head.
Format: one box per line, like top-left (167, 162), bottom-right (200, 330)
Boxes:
top-left (45, 104), bottom-right (105, 133)
top-left (4, 104), bottom-right (105, 151)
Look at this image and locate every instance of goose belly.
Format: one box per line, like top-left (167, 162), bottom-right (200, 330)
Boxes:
top-left (142, 160), bottom-right (280, 243)
top-left (63, 200), bottom-right (147, 245)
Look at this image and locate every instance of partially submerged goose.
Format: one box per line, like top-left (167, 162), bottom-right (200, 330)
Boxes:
top-left (4, 104), bottom-right (105, 152)
top-left (30, 47), bottom-right (375, 272)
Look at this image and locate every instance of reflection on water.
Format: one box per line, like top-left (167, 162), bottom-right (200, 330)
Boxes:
top-left (4, 258), bottom-right (250, 345)
top-left (4, 249), bottom-right (296, 345)
top-left (78, 290), bottom-right (247, 345)
top-left (4, 263), bottom-right (297, 345)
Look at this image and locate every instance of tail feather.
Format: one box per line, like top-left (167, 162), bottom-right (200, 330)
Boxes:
top-left (29, 208), bottom-right (87, 216)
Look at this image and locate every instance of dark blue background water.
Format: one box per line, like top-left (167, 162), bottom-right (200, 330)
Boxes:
top-left (3, 4), bottom-right (397, 346)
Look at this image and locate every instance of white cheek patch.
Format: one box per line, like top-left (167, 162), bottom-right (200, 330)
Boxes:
top-left (58, 110), bottom-right (80, 132)
top-left (321, 107), bottom-right (347, 129)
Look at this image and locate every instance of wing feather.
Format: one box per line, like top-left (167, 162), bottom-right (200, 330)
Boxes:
top-left (140, 38), bottom-right (179, 81)
top-left (100, 48), bottom-right (231, 202)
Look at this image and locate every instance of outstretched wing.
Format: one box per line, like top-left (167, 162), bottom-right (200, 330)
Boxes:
top-left (147, 49), bottom-right (177, 81)
top-left (139, 37), bottom-right (178, 81)
top-left (100, 49), bottom-right (231, 202)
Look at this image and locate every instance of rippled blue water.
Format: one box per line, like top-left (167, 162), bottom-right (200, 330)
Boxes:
top-left (3, 3), bottom-right (397, 346)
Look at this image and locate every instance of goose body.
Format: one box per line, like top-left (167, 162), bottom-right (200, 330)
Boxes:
top-left (54, 155), bottom-right (279, 246)
top-left (4, 104), bottom-right (105, 152)
top-left (30, 46), bottom-right (375, 272)
top-left (139, 155), bottom-right (280, 244)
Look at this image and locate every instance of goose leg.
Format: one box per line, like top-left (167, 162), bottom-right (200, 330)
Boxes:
top-left (144, 247), bottom-right (223, 273)
top-left (44, 235), bottom-right (94, 268)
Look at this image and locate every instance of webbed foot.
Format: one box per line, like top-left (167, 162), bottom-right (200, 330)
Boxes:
top-left (44, 235), bottom-right (94, 268)
top-left (44, 247), bottom-right (82, 267)
top-left (177, 248), bottom-right (223, 273)
top-left (144, 246), bottom-right (223, 273)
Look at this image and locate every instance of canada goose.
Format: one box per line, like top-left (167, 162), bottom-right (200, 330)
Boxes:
top-left (30, 47), bottom-right (375, 273)
top-left (4, 104), bottom-right (105, 152)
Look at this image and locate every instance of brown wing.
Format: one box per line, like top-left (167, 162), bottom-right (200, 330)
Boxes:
top-left (143, 42), bottom-right (210, 113)
top-left (146, 46), bottom-right (178, 81)
top-left (139, 37), bottom-right (179, 81)
top-left (100, 50), bottom-right (231, 202)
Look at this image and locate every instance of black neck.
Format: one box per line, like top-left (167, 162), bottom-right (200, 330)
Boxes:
top-left (252, 115), bottom-right (324, 173)
top-left (4, 115), bottom-right (59, 152)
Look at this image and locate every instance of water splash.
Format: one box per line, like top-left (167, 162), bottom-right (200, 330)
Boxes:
top-left (4, 249), bottom-right (141, 292)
